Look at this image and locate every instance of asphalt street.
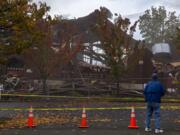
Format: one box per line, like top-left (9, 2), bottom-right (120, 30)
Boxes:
top-left (0, 126), bottom-right (180, 135)
top-left (0, 102), bottom-right (180, 134)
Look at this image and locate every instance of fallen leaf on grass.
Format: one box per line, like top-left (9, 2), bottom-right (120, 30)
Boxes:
top-left (0, 115), bottom-right (72, 129)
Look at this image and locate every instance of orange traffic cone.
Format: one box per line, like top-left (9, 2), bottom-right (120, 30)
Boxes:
top-left (27, 106), bottom-right (36, 128)
top-left (79, 107), bottom-right (89, 128)
top-left (128, 106), bottom-right (139, 129)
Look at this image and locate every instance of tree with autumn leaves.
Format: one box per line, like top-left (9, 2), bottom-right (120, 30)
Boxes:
top-left (174, 27), bottom-right (180, 55)
top-left (94, 7), bottom-right (138, 94)
top-left (0, 0), bottom-right (50, 91)
top-left (0, 1), bottom-right (159, 95)
top-left (0, 0), bottom-right (50, 64)
top-left (0, 0), bottom-right (83, 94)
top-left (23, 19), bottom-right (83, 94)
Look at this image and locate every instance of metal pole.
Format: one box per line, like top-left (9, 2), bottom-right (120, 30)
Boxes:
top-left (0, 84), bottom-right (3, 100)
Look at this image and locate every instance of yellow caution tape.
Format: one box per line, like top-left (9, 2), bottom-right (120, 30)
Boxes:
top-left (0, 93), bottom-right (144, 102)
top-left (0, 106), bottom-right (179, 111)
top-left (1, 93), bottom-right (180, 102)
top-left (1, 94), bottom-right (70, 99)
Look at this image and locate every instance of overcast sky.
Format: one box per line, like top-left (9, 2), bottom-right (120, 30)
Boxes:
top-left (34, 0), bottom-right (180, 39)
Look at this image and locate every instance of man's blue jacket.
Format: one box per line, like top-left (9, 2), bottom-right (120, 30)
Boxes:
top-left (144, 80), bottom-right (165, 103)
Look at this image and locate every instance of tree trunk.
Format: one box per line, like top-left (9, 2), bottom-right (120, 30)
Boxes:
top-left (116, 81), bottom-right (120, 95)
top-left (42, 79), bottom-right (48, 95)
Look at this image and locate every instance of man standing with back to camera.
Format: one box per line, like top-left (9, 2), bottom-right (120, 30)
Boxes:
top-left (144, 73), bottom-right (165, 134)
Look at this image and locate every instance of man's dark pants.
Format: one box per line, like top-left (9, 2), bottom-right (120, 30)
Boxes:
top-left (146, 102), bottom-right (161, 129)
